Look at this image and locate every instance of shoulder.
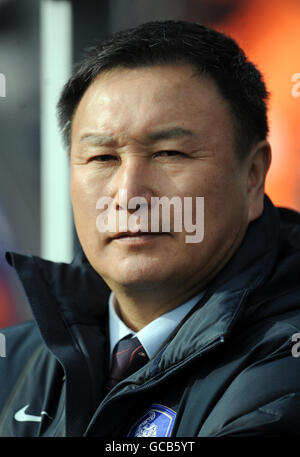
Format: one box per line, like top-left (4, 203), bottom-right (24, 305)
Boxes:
top-left (0, 319), bottom-right (43, 355)
top-left (200, 321), bottom-right (300, 436)
top-left (278, 205), bottom-right (300, 252)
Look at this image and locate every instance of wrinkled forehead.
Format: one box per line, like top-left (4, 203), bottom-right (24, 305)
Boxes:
top-left (70, 64), bottom-right (236, 149)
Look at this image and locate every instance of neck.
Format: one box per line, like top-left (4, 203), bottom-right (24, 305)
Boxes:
top-left (110, 279), bottom-right (206, 332)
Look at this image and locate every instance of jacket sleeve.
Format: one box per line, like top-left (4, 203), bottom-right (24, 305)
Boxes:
top-left (0, 320), bottom-right (43, 414)
top-left (199, 339), bottom-right (300, 436)
top-left (210, 392), bottom-right (300, 436)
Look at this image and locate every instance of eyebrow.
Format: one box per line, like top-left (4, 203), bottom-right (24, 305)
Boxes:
top-left (147, 127), bottom-right (194, 141)
top-left (80, 133), bottom-right (115, 146)
top-left (79, 127), bottom-right (194, 146)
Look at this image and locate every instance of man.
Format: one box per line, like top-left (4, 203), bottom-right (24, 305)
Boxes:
top-left (1, 20), bottom-right (300, 437)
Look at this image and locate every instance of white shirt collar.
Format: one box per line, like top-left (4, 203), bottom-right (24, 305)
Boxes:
top-left (108, 290), bottom-right (205, 361)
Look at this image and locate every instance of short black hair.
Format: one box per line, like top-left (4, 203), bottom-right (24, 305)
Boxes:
top-left (57, 20), bottom-right (269, 159)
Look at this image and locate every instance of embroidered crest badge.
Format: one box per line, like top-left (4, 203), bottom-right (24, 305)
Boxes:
top-left (127, 404), bottom-right (176, 437)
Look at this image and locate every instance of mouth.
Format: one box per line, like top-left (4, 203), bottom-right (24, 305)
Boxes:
top-left (109, 231), bottom-right (170, 244)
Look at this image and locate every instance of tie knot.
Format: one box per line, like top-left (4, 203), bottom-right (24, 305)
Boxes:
top-left (106, 336), bottom-right (149, 391)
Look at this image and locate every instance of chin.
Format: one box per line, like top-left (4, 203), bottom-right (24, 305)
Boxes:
top-left (108, 270), bottom-right (163, 286)
top-left (100, 262), bottom-right (173, 288)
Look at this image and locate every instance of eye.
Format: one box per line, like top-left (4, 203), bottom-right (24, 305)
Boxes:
top-left (154, 150), bottom-right (185, 158)
top-left (88, 154), bottom-right (118, 163)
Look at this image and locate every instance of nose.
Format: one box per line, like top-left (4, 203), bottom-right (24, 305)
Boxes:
top-left (111, 154), bottom-right (155, 212)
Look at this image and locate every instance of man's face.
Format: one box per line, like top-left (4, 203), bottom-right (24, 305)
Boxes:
top-left (70, 64), bottom-right (253, 296)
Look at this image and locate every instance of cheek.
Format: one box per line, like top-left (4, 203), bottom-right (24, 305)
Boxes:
top-left (205, 184), bottom-right (248, 247)
top-left (187, 164), bottom-right (247, 236)
top-left (70, 170), bottom-right (104, 234)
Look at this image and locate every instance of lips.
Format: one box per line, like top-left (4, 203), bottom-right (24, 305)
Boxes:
top-left (110, 231), bottom-right (169, 240)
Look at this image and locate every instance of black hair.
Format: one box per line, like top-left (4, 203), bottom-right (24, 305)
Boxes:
top-left (57, 20), bottom-right (269, 159)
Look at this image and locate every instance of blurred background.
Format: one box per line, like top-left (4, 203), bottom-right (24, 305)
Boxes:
top-left (0, 0), bottom-right (300, 327)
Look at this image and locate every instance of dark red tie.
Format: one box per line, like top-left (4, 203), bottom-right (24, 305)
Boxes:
top-left (106, 336), bottom-right (149, 391)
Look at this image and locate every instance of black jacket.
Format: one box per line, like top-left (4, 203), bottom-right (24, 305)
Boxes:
top-left (1, 195), bottom-right (300, 437)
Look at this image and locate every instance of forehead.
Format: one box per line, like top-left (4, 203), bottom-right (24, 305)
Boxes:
top-left (71, 64), bottom-right (235, 145)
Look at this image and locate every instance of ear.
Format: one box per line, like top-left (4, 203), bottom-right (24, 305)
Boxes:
top-left (247, 140), bottom-right (271, 223)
